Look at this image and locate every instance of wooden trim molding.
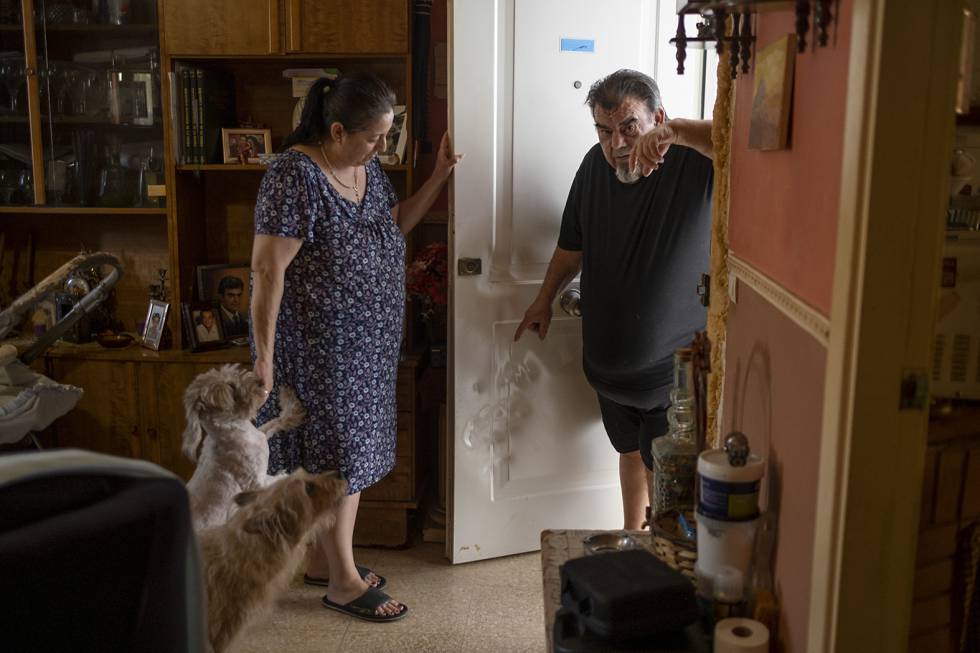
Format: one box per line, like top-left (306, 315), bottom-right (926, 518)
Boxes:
top-left (728, 253), bottom-right (831, 347)
top-left (809, 1), bottom-right (960, 651)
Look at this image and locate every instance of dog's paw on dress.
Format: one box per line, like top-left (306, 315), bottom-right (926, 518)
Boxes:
top-left (321, 587), bottom-right (408, 622)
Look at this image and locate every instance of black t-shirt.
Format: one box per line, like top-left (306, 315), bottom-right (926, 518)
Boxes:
top-left (558, 142), bottom-right (713, 410)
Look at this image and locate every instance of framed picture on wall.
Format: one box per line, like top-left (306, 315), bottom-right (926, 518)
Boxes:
top-left (748, 34), bottom-right (797, 151)
top-left (196, 263), bottom-right (250, 343)
top-left (222, 128), bottom-right (272, 164)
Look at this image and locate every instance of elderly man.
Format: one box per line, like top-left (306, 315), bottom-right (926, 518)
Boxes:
top-left (514, 69), bottom-right (713, 529)
top-left (216, 276), bottom-right (248, 337)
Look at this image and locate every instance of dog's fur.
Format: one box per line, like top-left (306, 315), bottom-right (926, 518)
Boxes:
top-left (183, 364), bottom-right (305, 531)
top-left (199, 469), bottom-right (348, 653)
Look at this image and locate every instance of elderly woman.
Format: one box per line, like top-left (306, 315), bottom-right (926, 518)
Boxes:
top-left (251, 72), bottom-right (460, 622)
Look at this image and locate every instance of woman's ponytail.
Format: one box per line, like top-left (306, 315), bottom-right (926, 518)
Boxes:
top-left (280, 72), bottom-right (395, 151)
top-left (280, 77), bottom-right (332, 150)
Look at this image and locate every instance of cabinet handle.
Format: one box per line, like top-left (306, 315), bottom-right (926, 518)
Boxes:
top-left (147, 428), bottom-right (158, 441)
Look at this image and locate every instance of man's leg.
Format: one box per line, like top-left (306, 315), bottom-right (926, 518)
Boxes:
top-left (619, 451), bottom-right (650, 529)
top-left (597, 394), bottom-right (651, 529)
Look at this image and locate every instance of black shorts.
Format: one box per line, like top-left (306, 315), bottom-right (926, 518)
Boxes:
top-left (596, 393), bottom-right (669, 471)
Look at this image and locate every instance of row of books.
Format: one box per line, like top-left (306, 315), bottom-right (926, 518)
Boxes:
top-left (174, 63), bottom-right (236, 165)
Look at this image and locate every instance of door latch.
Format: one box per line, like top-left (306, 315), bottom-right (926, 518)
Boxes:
top-left (899, 368), bottom-right (928, 410)
top-left (457, 258), bottom-right (482, 276)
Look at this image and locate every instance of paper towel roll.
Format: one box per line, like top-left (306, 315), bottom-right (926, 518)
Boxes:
top-left (714, 618), bottom-right (770, 653)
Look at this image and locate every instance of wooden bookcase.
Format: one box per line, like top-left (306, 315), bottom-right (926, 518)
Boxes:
top-left (3, 0), bottom-right (424, 545)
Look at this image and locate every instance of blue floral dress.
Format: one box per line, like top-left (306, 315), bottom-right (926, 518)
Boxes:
top-left (252, 150), bottom-right (405, 494)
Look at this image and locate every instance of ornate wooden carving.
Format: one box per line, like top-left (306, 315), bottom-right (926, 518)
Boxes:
top-left (675, 13), bottom-right (687, 75)
top-left (730, 13), bottom-right (741, 80)
top-left (795, 0), bottom-right (810, 52)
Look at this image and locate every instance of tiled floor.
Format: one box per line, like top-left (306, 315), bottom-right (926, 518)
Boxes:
top-left (235, 543), bottom-right (546, 653)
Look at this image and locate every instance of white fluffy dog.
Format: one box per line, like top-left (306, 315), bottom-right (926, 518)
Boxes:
top-left (182, 364), bottom-right (304, 531)
top-left (199, 469), bottom-right (348, 653)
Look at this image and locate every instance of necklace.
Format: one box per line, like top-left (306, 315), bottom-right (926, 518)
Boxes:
top-left (320, 143), bottom-right (359, 201)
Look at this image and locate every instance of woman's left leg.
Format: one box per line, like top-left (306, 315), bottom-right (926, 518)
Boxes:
top-left (314, 493), bottom-right (403, 617)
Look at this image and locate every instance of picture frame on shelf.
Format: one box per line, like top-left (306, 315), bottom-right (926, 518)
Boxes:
top-left (182, 302), bottom-right (229, 352)
top-left (196, 263), bottom-right (250, 341)
top-left (141, 299), bottom-right (169, 351)
top-left (222, 128), bottom-right (272, 164)
top-left (379, 105), bottom-right (408, 166)
top-left (130, 72), bottom-right (156, 126)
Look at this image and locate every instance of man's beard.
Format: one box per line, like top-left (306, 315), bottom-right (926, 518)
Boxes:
top-left (613, 148), bottom-right (640, 184)
top-left (615, 162), bottom-right (641, 184)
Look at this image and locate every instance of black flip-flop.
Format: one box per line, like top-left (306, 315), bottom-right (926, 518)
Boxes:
top-left (304, 565), bottom-right (387, 590)
top-left (321, 586), bottom-right (408, 623)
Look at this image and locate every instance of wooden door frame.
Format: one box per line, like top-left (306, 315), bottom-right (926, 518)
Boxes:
top-left (809, 1), bottom-right (962, 650)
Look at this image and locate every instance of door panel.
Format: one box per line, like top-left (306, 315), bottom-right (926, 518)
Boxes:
top-left (451, 0), bottom-right (658, 563)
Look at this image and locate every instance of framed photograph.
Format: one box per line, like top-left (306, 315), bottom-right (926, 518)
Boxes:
top-left (222, 128), bottom-right (272, 164)
top-left (379, 105), bottom-right (408, 166)
top-left (196, 263), bottom-right (250, 341)
top-left (182, 302), bottom-right (228, 352)
top-left (141, 300), bottom-right (169, 351)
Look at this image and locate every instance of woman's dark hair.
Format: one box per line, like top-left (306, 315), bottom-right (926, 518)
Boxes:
top-left (586, 69), bottom-right (662, 117)
top-left (281, 72), bottom-right (396, 149)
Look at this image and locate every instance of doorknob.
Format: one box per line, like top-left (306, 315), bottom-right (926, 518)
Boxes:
top-left (559, 288), bottom-right (582, 317)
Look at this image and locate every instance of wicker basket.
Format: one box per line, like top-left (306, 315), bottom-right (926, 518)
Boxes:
top-left (649, 509), bottom-right (698, 582)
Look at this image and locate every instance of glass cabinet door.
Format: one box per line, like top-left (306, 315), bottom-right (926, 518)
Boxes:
top-left (34, 0), bottom-right (163, 208)
top-left (0, 2), bottom-right (32, 206)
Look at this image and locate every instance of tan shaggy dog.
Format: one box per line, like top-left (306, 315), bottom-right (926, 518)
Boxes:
top-left (198, 469), bottom-right (347, 653)
top-left (183, 364), bottom-right (305, 531)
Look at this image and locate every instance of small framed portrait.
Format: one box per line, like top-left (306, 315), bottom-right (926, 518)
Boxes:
top-left (182, 303), bottom-right (228, 352)
top-left (141, 300), bottom-right (169, 351)
top-left (196, 263), bottom-right (250, 343)
top-left (222, 128), bottom-right (272, 164)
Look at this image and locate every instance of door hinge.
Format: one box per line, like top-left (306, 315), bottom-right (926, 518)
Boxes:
top-left (697, 273), bottom-right (710, 307)
top-left (457, 258), bottom-right (482, 276)
top-left (899, 368), bottom-right (929, 411)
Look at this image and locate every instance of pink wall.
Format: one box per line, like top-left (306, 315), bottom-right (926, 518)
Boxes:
top-left (729, 1), bottom-right (852, 315)
top-left (723, 3), bottom-right (852, 650)
top-left (722, 284), bottom-right (827, 653)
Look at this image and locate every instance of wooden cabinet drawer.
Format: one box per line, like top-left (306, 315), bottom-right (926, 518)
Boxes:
top-left (285, 0), bottom-right (409, 54)
top-left (163, 0), bottom-right (280, 55)
top-left (396, 375), bottom-right (415, 409)
top-left (363, 456), bottom-right (413, 500)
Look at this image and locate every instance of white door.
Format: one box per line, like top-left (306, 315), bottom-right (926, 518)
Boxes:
top-left (449, 0), bottom-right (705, 563)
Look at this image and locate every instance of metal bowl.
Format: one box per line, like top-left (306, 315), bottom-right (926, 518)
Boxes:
top-left (582, 532), bottom-right (638, 555)
top-left (97, 333), bottom-right (133, 349)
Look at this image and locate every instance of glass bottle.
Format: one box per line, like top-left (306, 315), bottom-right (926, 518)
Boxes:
top-left (650, 347), bottom-right (699, 515)
top-left (97, 142), bottom-right (127, 207)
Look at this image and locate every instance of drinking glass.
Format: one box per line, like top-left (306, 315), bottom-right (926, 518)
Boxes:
top-left (67, 68), bottom-right (95, 116)
top-left (0, 169), bottom-right (15, 204)
top-left (0, 57), bottom-right (24, 114)
top-left (46, 160), bottom-right (69, 205)
top-left (16, 169), bottom-right (32, 204)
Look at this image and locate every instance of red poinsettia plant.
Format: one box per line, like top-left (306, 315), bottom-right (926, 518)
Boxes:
top-left (406, 242), bottom-right (448, 321)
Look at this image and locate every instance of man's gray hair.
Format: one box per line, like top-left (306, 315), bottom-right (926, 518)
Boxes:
top-left (586, 69), bottom-right (662, 116)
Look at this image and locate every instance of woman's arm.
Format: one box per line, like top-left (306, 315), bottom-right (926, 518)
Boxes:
top-left (392, 132), bottom-right (462, 234)
top-left (250, 234), bottom-right (303, 392)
